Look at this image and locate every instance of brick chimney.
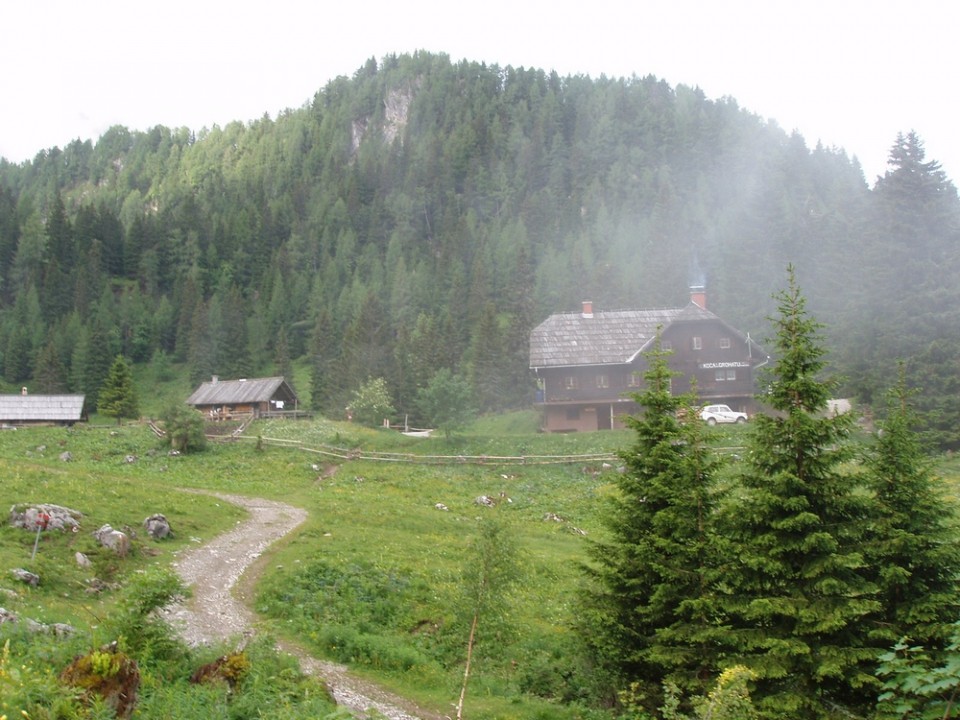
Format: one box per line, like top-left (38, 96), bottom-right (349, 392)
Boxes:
top-left (581, 300), bottom-right (594, 318)
top-left (690, 284), bottom-right (706, 309)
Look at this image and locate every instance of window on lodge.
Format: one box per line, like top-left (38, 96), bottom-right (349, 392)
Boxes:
top-left (719, 337), bottom-right (731, 349)
top-left (564, 376), bottom-right (579, 390)
top-left (596, 374), bottom-right (609, 389)
top-left (715, 369), bottom-right (737, 382)
top-left (692, 336), bottom-right (702, 350)
top-left (627, 372), bottom-right (641, 387)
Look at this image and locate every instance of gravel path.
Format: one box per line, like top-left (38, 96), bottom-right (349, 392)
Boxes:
top-left (165, 491), bottom-right (447, 720)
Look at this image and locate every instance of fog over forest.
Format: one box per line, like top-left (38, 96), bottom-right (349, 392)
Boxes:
top-left (0, 52), bottom-right (957, 445)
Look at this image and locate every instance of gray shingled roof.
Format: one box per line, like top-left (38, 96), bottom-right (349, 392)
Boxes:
top-left (0, 394), bottom-right (85, 422)
top-left (529, 303), bottom-right (718, 369)
top-left (186, 377), bottom-right (296, 406)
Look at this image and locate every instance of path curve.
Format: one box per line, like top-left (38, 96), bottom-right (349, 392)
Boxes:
top-left (165, 491), bottom-right (447, 720)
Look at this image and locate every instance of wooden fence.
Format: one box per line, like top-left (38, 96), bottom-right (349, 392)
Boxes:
top-left (229, 434), bottom-right (620, 467)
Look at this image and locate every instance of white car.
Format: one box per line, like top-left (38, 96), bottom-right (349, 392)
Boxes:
top-left (700, 404), bottom-right (748, 425)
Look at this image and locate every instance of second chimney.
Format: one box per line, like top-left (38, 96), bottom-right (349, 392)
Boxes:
top-left (581, 300), bottom-right (594, 318)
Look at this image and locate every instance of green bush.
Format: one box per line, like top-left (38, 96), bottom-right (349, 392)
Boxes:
top-left (314, 624), bottom-right (431, 671)
top-left (0, 631), bottom-right (86, 719)
top-left (258, 560), bottom-right (420, 631)
top-left (348, 377), bottom-right (395, 427)
top-left (160, 403), bottom-right (207, 453)
top-left (107, 566), bottom-right (191, 670)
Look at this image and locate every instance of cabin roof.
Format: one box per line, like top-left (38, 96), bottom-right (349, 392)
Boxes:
top-left (186, 377), bottom-right (297, 406)
top-left (529, 302), bottom-right (719, 368)
top-left (0, 394), bottom-right (85, 422)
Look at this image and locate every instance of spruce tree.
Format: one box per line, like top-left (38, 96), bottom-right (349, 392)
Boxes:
top-left (220, 285), bottom-right (252, 379)
top-left (79, 320), bottom-right (115, 416)
top-left (467, 301), bottom-right (504, 413)
top-left (33, 336), bottom-right (68, 392)
top-left (97, 355), bottom-right (139, 424)
top-left (274, 324), bottom-right (292, 383)
top-left (864, 364), bottom-right (960, 652)
top-left (581, 335), bottom-right (725, 711)
top-left (721, 267), bottom-right (879, 718)
top-left (308, 308), bottom-right (338, 414)
top-left (187, 301), bottom-right (216, 387)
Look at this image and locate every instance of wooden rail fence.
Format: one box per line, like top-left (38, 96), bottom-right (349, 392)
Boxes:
top-left (229, 434), bottom-right (620, 466)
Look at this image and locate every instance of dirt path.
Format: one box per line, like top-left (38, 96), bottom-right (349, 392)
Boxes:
top-left (165, 491), bottom-right (447, 720)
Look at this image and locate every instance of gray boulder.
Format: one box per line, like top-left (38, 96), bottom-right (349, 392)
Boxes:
top-left (93, 524), bottom-right (131, 556)
top-left (9, 503), bottom-right (82, 531)
top-left (0, 607), bottom-right (75, 636)
top-left (143, 514), bottom-right (172, 540)
top-left (11, 568), bottom-right (39, 586)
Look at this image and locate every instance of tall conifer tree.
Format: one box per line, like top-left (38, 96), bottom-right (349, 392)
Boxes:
top-left (721, 267), bottom-right (878, 718)
top-left (581, 335), bottom-right (725, 711)
top-left (864, 364), bottom-right (960, 652)
top-left (33, 336), bottom-right (68, 392)
top-left (308, 308), bottom-right (336, 414)
top-left (98, 354), bottom-right (139, 424)
top-left (79, 320), bottom-right (115, 416)
top-left (467, 301), bottom-right (504, 412)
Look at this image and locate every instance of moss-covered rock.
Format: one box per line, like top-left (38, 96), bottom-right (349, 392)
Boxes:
top-left (190, 650), bottom-right (251, 689)
top-left (60, 643), bottom-right (140, 719)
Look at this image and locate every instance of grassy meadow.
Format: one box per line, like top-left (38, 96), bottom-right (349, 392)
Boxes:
top-left (1, 413), bottom-right (954, 718)
top-left (0, 415), bottom-right (634, 718)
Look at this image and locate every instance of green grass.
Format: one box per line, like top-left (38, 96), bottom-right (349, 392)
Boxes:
top-left (248, 451), bottom-right (615, 716)
top-left (1, 417), bottom-right (956, 719)
top-left (0, 421), bottom-right (619, 718)
top-left (0, 425), bottom-right (247, 626)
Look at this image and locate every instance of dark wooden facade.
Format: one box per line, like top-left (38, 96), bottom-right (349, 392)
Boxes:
top-left (529, 295), bottom-right (766, 433)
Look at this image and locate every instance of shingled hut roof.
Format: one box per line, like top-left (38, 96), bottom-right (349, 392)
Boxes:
top-left (529, 302), bottom-right (719, 369)
top-left (186, 377), bottom-right (297, 406)
top-left (0, 394), bottom-right (85, 423)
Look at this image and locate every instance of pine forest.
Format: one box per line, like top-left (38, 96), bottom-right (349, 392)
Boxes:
top-left (0, 51), bottom-right (957, 442)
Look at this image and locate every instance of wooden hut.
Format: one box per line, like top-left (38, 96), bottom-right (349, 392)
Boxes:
top-left (0, 390), bottom-right (85, 426)
top-left (185, 376), bottom-right (300, 420)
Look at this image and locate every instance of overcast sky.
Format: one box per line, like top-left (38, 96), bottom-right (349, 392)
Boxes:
top-left (2, 1), bottom-right (956, 185)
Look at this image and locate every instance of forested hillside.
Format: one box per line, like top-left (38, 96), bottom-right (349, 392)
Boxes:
top-left (1, 52), bottom-right (957, 443)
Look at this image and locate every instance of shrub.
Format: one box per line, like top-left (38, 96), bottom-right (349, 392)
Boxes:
top-left (0, 635), bottom-right (83, 719)
top-left (347, 378), bottom-right (395, 427)
top-left (107, 566), bottom-right (191, 668)
top-left (159, 403), bottom-right (207, 453)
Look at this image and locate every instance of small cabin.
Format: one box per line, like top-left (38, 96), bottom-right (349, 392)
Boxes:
top-left (0, 389), bottom-right (85, 426)
top-left (185, 376), bottom-right (300, 420)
